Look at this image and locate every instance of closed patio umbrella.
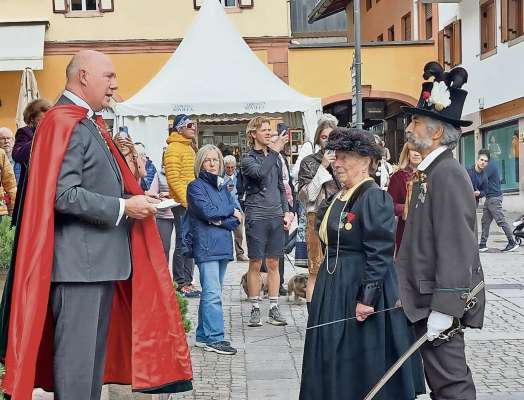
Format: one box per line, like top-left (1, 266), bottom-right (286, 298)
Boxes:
top-left (16, 68), bottom-right (39, 128)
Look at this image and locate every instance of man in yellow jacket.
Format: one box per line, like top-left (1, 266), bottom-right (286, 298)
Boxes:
top-left (0, 147), bottom-right (17, 221)
top-left (164, 114), bottom-right (200, 297)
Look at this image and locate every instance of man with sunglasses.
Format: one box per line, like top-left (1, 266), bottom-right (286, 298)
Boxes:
top-left (164, 114), bottom-right (200, 297)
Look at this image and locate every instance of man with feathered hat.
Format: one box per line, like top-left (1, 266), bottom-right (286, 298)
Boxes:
top-left (396, 62), bottom-right (486, 399)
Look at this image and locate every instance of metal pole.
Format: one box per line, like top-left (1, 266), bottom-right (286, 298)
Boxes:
top-left (353, 0), bottom-right (363, 128)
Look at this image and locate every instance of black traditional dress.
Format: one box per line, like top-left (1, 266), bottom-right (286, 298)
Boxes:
top-left (299, 180), bottom-right (425, 400)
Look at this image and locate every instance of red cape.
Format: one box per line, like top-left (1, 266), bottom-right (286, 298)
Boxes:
top-left (2, 105), bottom-right (193, 399)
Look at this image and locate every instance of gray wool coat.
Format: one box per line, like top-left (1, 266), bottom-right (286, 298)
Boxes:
top-left (396, 149), bottom-right (485, 329)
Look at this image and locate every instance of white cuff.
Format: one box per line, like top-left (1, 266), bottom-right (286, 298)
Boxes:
top-left (116, 198), bottom-right (125, 226)
top-left (427, 311), bottom-right (454, 341)
top-left (316, 164), bottom-right (333, 184)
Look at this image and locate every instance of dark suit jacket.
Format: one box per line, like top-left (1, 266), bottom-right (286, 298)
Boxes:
top-left (396, 149), bottom-right (485, 328)
top-left (52, 96), bottom-right (131, 282)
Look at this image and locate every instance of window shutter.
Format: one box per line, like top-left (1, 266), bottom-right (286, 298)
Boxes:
top-left (99, 0), bottom-right (114, 12)
top-left (501, 0), bottom-right (509, 42)
top-left (452, 20), bottom-right (462, 66)
top-left (438, 30), bottom-right (445, 66)
top-left (53, 0), bottom-right (67, 13)
top-left (194, 0), bottom-right (203, 10)
top-left (238, 0), bottom-right (254, 9)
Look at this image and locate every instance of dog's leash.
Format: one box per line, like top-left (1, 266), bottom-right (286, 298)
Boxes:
top-left (248, 305), bottom-right (402, 344)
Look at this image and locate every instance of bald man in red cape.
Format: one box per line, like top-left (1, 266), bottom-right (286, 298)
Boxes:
top-left (0, 50), bottom-right (192, 399)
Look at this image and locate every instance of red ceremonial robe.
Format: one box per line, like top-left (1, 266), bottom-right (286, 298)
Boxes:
top-left (1, 105), bottom-right (193, 399)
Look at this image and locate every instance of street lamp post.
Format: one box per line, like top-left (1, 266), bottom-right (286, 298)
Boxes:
top-left (352, 0), bottom-right (363, 129)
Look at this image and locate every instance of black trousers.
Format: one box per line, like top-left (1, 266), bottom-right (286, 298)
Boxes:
top-left (414, 320), bottom-right (476, 400)
top-left (172, 206), bottom-right (195, 286)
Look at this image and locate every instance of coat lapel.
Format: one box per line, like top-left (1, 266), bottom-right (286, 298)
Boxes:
top-left (57, 95), bottom-right (123, 186)
top-left (82, 119), bottom-right (123, 185)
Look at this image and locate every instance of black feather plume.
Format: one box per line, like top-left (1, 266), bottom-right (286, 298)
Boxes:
top-left (423, 61), bottom-right (445, 82)
top-left (444, 67), bottom-right (468, 89)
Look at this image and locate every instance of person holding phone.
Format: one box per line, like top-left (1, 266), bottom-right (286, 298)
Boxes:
top-left (241, 117), bottom-right (293, 327)
top-left (297, 119), bottom-right (340, 310)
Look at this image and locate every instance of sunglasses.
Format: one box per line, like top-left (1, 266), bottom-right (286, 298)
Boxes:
top-left (184, 121), bottom-right (196, 130)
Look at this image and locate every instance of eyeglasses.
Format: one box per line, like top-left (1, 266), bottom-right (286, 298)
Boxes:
top-left (203, 158), bottom-right (220, 165)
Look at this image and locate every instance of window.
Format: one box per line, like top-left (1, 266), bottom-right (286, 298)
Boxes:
top-left (502, 0), bottom-right (524, 42)
top-left (459, 133), bottom-right (475, 168)
top-left (387, 25), bottom-right (395, 41)
top-left (424, 3), bottom-right (433, 39)
top-left (401, 12), bottom-right (412, 41)
top-left (377, 34), bottom-right (384, 42)
top-left (290, 0), bottom-right (347, 37)
top-left (366, 0), bottom-right (373, 11)
top-left (219, 0), bottom-right (237, 7)
top-left (438, 20), bottom-right (462, 69)
top-left (53, 0), bottom-right (114, 13)
top-left (70, 0), bottom-right (96, 11)
top-left (484, 123), bottom-right (520, 190)
top-left (194, 0), bottom-right (253, 10)
top-left (480, 0), bottom-right (497, 55)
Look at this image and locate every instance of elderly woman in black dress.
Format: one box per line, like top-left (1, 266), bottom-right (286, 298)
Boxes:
top-left (299, 128), bottom-right (425, 400)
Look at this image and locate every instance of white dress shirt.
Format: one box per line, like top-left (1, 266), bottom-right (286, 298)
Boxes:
top-left (418, 146), bottom-right (447, 172)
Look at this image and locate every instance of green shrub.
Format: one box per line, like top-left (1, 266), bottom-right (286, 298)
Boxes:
top-left (174, 282), bottom-right (192, 333)
top-left (0, 217), bottom-right (14, 269)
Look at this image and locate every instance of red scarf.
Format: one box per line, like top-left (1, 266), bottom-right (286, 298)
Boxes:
top-left (2, 105), bottom-right (192, 399)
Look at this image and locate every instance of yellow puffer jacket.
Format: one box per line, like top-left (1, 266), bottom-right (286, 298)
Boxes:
top-left (163, 133), bottom-right (195, 208)
top-left (0, 148), bottom-right (17, 216)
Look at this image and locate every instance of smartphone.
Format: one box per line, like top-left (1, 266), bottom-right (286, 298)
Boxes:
top-left (277, 123), bottom-right (288, 135)
top-left (119, 126), bottom-right (130, 139)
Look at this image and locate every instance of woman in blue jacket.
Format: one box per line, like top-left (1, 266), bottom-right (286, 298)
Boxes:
top-left (185, 144), bottom-right (242, 355)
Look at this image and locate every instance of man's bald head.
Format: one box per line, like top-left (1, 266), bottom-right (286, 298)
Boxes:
top-left (0, 127), bottom-right (14, 154)
top-left (65, 50), bottom-right (118, 112)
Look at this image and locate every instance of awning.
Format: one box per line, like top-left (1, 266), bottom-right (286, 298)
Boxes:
top-left (308, 0), bottom-right (349, 23)
top-left (0, 21), bottom-right (48, 71)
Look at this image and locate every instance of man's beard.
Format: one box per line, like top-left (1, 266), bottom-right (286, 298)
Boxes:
top-left (406, 132), bottom-right (432, 153)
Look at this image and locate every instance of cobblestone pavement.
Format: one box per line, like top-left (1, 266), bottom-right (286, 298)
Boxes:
top-left (33, 211), bottom-right (524, 399)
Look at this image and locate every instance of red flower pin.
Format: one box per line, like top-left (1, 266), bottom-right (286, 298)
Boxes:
top-left (422, 91), bottom-right (431, 101)
top-left (346, 212), bottom-right (356, 223)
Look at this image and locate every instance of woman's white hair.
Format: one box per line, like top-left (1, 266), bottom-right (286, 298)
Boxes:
top-left (426, 118), bottom-right (461, 150)
top-left (318, 113), bottom-right (338, 126)
top-left (194, 144), bottom-right (224, 177)
top-left (223, 155), bottom-right (237, 166)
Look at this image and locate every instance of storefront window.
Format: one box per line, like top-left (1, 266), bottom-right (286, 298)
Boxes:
top-left (459, 132), bottom-right (475, 168)
top-left (483, 123), bottom-right (520, 191)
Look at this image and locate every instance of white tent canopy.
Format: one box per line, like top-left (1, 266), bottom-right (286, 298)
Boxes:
top-left (115, 0), bottom-right (321, 167)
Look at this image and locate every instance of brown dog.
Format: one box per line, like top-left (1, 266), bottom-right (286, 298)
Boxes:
top-left (287, 273), bottom-right (308, 303)
top-left (240, 272), bottom-right (269, 298)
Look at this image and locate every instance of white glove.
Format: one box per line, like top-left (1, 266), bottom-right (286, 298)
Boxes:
top-left (427, 311), bottom-right (453, 341)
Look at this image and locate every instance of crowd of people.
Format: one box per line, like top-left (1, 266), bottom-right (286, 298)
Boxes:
top-left (0, 50), bottom-right (518, 400)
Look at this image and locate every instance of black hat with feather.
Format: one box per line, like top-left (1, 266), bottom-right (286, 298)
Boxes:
top-left (401, 61), bottom-right (472, 128)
